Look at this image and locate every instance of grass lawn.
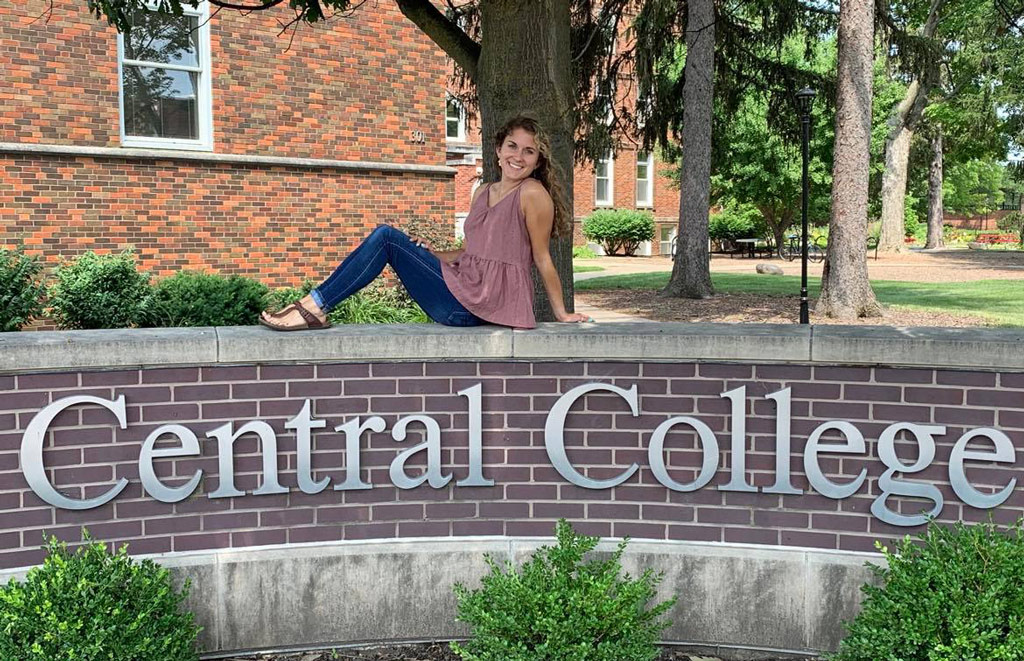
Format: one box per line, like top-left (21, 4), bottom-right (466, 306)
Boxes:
top-left (577, 272), bottom-right (1024, 326)
top-left (573, 265), bottom-right (605, 273)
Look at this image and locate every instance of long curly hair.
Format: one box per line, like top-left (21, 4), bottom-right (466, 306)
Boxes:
top-left (492, 115), bottom-right (572, 238)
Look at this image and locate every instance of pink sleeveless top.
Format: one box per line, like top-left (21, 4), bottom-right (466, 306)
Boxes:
top-left (441, 183), bottom-right (536, 329)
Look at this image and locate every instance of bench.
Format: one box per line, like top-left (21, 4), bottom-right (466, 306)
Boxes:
top-left (975, 233), bottom-right (1018, 245)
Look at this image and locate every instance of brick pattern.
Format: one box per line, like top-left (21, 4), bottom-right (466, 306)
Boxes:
top-left (1, 0), bottom-right (453, 292)
top-left (1, 361), bottom-right (1022, 569)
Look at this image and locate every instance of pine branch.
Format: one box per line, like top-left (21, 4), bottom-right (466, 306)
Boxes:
top-left (394, 0), bottom-right (481, 82)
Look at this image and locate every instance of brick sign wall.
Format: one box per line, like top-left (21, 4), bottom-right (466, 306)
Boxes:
top-left (3, 358), bottom-right (1022, 572)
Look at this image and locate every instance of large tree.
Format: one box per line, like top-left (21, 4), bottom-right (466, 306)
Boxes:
top-left (816, 0), bottom-right (881, 319)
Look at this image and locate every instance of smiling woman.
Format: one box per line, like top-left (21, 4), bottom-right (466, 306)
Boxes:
top-left (259, 114), bottom-right (591, 331)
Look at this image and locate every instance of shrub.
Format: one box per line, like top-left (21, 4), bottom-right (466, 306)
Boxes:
top-left (831, 520), bottom-right (1024, 661)
top-left (451, 519), bottom-right (676, 661)
top-left (572, 244), bottom-right (599, 259)
top-left (49, 251), bottom-right (152, 330)
top-left (904, 214), bottom-right (923, 240)
top-left (0, 247), bottom-right (46, 332)
top-left (149, 271), bottom-right (268, 327)
top-left (582, 210), bottom-right (655, 256)
top-left (0, 533), bottom-right (201, 661)
top-left (997, 211), bottom-right (1024, 245)
top-left (328, 278), bottom-right (429, 325)
top-left (708, 205), bottom-right (758, 243)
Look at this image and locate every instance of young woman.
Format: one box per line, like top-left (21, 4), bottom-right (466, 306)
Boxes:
top-left (259, 114), bottom-right (590, 330)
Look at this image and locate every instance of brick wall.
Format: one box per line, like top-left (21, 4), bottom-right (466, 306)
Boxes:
top-left (2, 360), bottom-right (1022, 571)
top-left (1, 0), bottom-right (453, 284)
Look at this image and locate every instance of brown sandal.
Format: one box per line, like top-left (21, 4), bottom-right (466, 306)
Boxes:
top-left (258, 300), bottom-right (332, 331)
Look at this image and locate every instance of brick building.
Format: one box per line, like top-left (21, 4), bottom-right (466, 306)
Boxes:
top-left (1, 0), bottom-right (453, 287)
top-left (2, 0), bottom-right (682, 291)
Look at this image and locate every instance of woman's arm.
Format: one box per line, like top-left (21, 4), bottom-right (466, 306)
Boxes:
top-left (521, 181), bottom-right (589, 323)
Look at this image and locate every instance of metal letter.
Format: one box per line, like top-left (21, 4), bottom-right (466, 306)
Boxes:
top-left (803, 421), bottom-right (867, 499)
top-left (21, 395), bottom-right (129, 510)
top-left (763, 388), bottom-right (801, 495)
top-left (391, 415), bottom-right (452, 489)
top-left (456, 384), bottom-right (494, 487)
top-left (649, 416), bottom-right (719, 492)
top-left (286, 400), bottom-right (329, 494)
top-left (139, 424), bottom-right (202, 503)
top-left (544, 383), bottom-right (639, 489)
top-left (719, 386), bottom-right (756, 492)
top-left (207, 420), bottom-right (288, 498)
top-left (949, 428), bottom-right (1017, 509)
top-left (871, 423), bottom-right (945, 526)
top-left (334, 416), bottom-right (386, 491)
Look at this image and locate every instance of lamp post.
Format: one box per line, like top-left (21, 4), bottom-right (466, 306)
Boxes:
top-left (795, 88), bottom-right (816, 325)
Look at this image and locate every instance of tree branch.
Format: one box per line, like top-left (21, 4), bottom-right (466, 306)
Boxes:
top-left (208, 0), bottom-right (286, 11)
top-left (393, 0), bottom-right (481, 82)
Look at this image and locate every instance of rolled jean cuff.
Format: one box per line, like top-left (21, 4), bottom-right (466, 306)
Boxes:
top-left (310, 287), bottom-right (327, 311)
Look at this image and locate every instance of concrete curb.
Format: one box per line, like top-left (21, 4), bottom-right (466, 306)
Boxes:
top-left (2, 323), bottom-right (1021, 373)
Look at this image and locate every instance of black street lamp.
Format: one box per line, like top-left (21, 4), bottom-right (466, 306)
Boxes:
top-left (795, 88), bottom-right (816, 325)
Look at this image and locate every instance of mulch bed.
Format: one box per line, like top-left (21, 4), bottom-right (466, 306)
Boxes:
top-left (220, 642), bottom-right (813, 660)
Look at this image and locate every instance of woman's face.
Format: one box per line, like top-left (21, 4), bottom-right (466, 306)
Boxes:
top-left (496, 127), bottom-right (542, 182)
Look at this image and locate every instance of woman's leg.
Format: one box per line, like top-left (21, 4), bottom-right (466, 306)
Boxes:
top-left (264, 225), bottom-right (481, 327)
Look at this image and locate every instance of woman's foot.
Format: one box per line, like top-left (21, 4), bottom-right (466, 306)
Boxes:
top-left (259, 295), bottom-right (331, 331)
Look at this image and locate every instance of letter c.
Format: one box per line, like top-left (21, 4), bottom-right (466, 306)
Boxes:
top-left (21, 395), bottom-right (130, 510)
top-left (545, 383), bottom-right (639, 489)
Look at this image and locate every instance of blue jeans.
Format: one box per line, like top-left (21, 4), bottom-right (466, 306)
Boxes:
top-left (311, 225), bottom-right (484, 327)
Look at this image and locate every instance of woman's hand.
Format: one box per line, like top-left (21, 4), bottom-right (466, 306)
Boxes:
top-left (557, 312), bottom-right (593, 323)
top-left (411, 237), bottom-right (433, 251)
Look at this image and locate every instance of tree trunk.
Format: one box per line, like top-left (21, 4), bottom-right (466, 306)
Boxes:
top-left (816, 0), bottom-right (881, 319)
top-left (925, 128), bottom-right (945, 249)
top-left (661, 0), bottom-right (714, 299)
top-left (876, 0), bottom-right (945, 254)
top-left (477, 0), bottom-right (574, 321)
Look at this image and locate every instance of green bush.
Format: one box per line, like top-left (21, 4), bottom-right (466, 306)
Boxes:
top-left (0, 247), bottom-right (46, 332)
top-left (905, 214), bottom-right (923, 240)
top-left (328, 278), bottom-right (429, 325)
top-left (572, 244), bottom-right (600, 259)
top-left (997, 211), bottom-right (1024, 245)
top-left (49, 251), bottom-right (152, 330)
top-left (149, 271), bottom-right (268, 327)
top-left (582, 210), bottom-right (655, 256)
top-left (708, 205), bottom-right (759, 242)
top-left (831, 520), bottom-right (1024, 661)
top-left (0, 533), bottom-right (201, 661)
top-left (451, 519), bottom-right (675, 661)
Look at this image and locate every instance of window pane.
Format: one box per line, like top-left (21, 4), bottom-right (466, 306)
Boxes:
top-left (595, 159), bottom-right (609, 178)
top-left (596, 179), bottom-right (608, 202)
top-left (447, 118), bottom-right (461, 138)
top-left (125, 11), bottom-right (199, 66)
top-left (123, 66), bottom-right (198, 139)
top-left (661, 226), bottom-right (673, 240)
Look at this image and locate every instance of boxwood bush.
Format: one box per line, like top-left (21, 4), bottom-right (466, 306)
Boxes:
top-left (0, 533), bottom-right (201, 661)
top-left (831, 520), bottom-right (1024, 661)
top-left (582, 210), bottom-right (655, 256)
top-left (451, 519), bottom-right (675, 661)
top-left (48, 251), bottom-right (152, 330)
top-left (150, 271), bottom-right (269, 327)
top-left (0, 247), bottom-right (46, 332)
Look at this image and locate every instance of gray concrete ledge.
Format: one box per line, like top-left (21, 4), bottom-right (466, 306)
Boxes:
top-left (2, 322), bottom-right (1022, 373)
top-left (0, 142), bottom-right (455, 176)
top-left (0, 538), bottom-right (879, 658)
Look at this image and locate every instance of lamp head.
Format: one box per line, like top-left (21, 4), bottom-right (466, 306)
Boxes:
top-left (796, 88), bottom-right (817, 115)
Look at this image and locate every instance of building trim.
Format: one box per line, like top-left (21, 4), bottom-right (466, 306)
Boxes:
top-left (0, 142), bottom-right (456, 176)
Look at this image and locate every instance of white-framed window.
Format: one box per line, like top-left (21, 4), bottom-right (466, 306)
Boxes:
top-left (595, 151), bottom-right (614, 206)
top-left (660, 225), bottom-right (677, 257)
top-left (446, 95), bottom-right (466, 141)
top-left (636, 151), bottom-right (654, 207)
top-left (118, 2), bottom-right (213, 150)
